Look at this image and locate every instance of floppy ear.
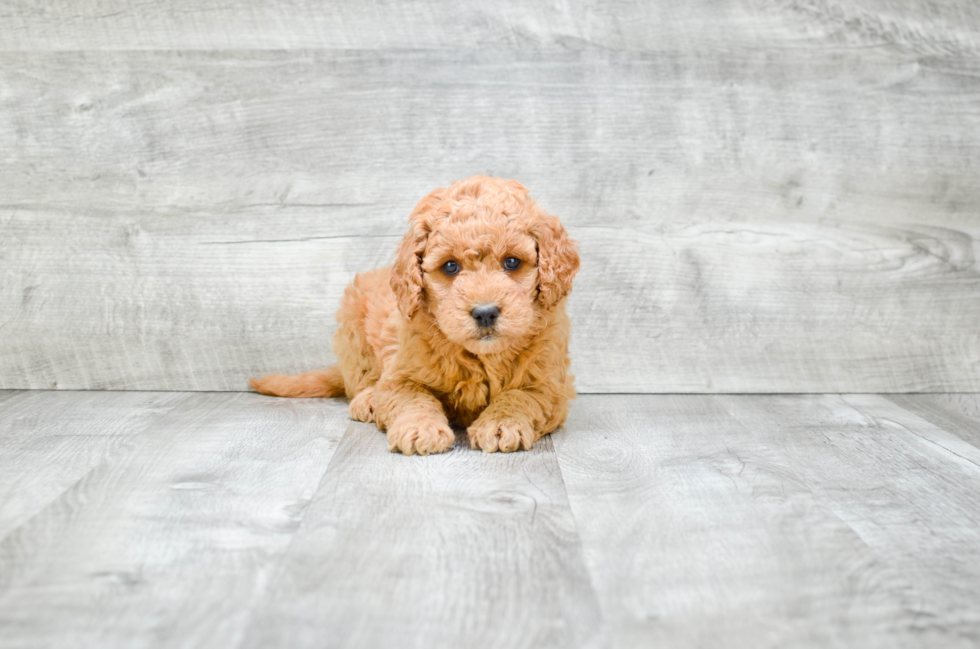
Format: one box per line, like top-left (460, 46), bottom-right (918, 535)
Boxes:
top-left (390, 188), bottom-right (445, 319)
top-left (533, 212), bottom-right (580, 308)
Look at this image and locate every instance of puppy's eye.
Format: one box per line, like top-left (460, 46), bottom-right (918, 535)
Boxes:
top-left (442, 260), bottom-right (460, 276)
top-left (503, 257), bottom-right (522, 271)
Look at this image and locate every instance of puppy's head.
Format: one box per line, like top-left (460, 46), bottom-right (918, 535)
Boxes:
top-left (390, 176), bottom-right (579, 355)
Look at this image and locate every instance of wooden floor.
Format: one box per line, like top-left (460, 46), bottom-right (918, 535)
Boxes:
top-left (1, 391), bottom-right (979, 648)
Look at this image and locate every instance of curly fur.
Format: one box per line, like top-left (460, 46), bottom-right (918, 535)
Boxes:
top-left (250, 176), bottom-right (580, 455)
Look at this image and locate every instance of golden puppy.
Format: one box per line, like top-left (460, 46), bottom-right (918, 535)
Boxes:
top-left (250, 176), bottom-right (579, 455)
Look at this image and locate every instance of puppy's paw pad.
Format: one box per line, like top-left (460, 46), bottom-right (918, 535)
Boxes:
top-left (349, 388), bottom-right (375, 423)
top-left (467, 418), bottom-right (536, 453)
top-left (387, 419), bottom-right (455, 456)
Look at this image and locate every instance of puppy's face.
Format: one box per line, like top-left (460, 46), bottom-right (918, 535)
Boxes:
top-left (420, 217), bottom-right (540, 355)
top-left (391, 176), bottom-right (580, 355)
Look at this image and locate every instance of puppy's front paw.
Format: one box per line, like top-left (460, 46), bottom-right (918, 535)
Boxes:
top-left (386, 417), bottom-right (455, 456)
top-left (349, 387), bottom-right (375, 423)
top-left (467, 417), bottom-right (537, 453)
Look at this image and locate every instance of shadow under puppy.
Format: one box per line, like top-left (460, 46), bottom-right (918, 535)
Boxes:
top-left (250, 176), bottom-right (580, 455)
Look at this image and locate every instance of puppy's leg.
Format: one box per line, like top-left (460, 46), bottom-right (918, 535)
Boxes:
top-left (348, 386), bottom-right (376, 423)
top-left (468, 389), bottom-right (564, 453)
top-left (375, 382), bottom-right (455, 456)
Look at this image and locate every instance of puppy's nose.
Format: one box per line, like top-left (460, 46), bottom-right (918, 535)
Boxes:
top-left (471, 304), bottom-right (500, 328)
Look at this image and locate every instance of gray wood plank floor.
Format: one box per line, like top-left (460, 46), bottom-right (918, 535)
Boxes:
top-left (1, 391), bottom-right (979, 648)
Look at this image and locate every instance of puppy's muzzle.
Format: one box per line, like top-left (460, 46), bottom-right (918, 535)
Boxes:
top-left (471, 304), bottom-right (500, 328)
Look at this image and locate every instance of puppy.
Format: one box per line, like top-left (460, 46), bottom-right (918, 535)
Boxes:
top-left (250, 176), bottom-right (580, 455)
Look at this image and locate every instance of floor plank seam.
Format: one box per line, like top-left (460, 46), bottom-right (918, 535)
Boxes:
top-left (231, 420), bottom-right (359, 649)
top-left (549, 429), bottom-right (614, 647)
top-left (842, 395), bottom-right (980, 473)
top-left (0, 391), bottom-right (192, 545)
top-left (0, 467), bottom-right (94, 554)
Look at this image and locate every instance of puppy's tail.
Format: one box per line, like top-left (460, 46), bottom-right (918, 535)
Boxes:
top-left (249, 365), bottom-right (346, 398)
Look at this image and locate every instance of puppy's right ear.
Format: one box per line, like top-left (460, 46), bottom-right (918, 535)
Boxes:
top-left (390, 188), bottom-right (445, 319)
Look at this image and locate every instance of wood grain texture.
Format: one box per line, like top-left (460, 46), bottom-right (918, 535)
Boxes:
top-left (931, 394), bottom-right (980, 420)
top-left (244, 422), bottom-right (605, 649)
top-left (0, 390), bottom-right (186, 541)
top-left (714, 394), bottom-right (980, 647)
top-left (849, 394), bottom-right (980, 469)
top-left (0, 0), bottom-right (977, 53)
top-left (553, 394), bottom-right (930, 648)
top-left (2, 46), bottom-right (979, 392)
top-left (887, 394), bottom-right (980, 449)
top-left (0, 392), bottom-right (350, 648)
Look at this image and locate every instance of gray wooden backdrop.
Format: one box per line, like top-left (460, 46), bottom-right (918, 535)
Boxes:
top-left (1, 1), bottom-right (978, 393)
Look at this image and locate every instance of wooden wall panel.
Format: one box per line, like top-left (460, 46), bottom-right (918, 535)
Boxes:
top-left (1, 6), bottom-right (979, 392)
top-left (2, 205), bottom-right (979, 392)
top-left (1, 0), bottom-right (977, 53)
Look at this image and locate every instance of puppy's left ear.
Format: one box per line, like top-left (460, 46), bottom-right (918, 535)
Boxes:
top-left (533, 213), bottom-right (580, 308)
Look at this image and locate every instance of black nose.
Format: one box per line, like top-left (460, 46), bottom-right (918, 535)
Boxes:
top-left (471, 304), bottom-right (500, 328)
